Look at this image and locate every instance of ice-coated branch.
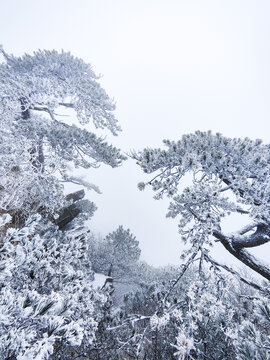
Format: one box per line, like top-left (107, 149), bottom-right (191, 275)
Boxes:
top-left (203, 252), bottom-right (270, 295)
top-left (62, 176), bottom-right (101, 193)
top-left (237, 222), bottom-right (260, 235)
top-left (161, 249), bottom-right (199, 305)
top-left (232, 224), bottom-right (270, 248)
top-left (32, 105), bottom-right (56, 121)
top-left (212, 230), bottom-right (270, 281)
top-left (215, 221), bottom-right (270, 248)
top-left (59, 102), bottom-right (75, 108)
top-left (107, 315), bottom-right (151, 331)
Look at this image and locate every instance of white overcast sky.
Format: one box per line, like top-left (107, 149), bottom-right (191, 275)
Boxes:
top-left (1, 0), bottom-right (270, 268)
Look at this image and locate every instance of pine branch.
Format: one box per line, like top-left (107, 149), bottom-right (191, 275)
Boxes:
top-left (203, 251), bottom-right (270, 294)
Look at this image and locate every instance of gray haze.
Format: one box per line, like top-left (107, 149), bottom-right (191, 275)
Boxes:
top-left (1, 0), bottom-right (270, 267)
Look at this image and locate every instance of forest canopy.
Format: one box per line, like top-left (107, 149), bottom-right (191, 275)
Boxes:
top-left (0, 49), bottom-right (269, 360)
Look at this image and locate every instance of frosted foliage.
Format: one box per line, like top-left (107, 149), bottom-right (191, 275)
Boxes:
top-left (0, 49), bottom-right (120, 133)
top-left (150, 313), bottom-right (170, 330)
top-left (105, 226), bottom-right (141, 265)
top-left (168, 272), bottom-right (236, 359)
top-left (0, 216), bottom-right (106, 360)
top-left (90, 226), bottom-right (141, 277)
top-left (156, 269), bottom-right (268, 359)
top-left (234, 298), bottom-right (270, 360)
top-left (0, 48), bottom-right (126, 223)
top-left (0, 130), bottom-right (64, 221)
top-left (134, 131), bottom-right (270, 248)
top-left (106, 258), bottom-right (269, 360)
top-left (171, 332), bottom-right (194, 360)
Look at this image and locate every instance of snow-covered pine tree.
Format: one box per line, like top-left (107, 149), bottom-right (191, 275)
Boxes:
top-left (0, 48), bottom-right (125, 359)
top-left (133, 131), bottom-right (270, 281)
top-left (89, 226), bottom-right (141, 279)
top-left (0, 47), bottom-right (126, 228)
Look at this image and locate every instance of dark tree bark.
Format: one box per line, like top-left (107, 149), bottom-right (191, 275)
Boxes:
top-left (213, 229), bottom-right (270, 281)
top-left (55, 190), bottom-right (86, 229)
